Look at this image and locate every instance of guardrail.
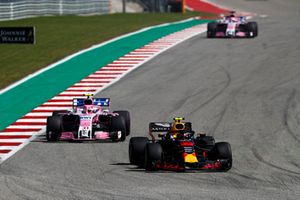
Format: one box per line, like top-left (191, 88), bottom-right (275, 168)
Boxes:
top-left (0, 0), bottom-right (110, 21)
top-left (134, 0), bottom-right (183, 12)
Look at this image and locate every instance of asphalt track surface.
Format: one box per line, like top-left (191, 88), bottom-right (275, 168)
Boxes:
top-left (0, 0), bottom-right (299, 199)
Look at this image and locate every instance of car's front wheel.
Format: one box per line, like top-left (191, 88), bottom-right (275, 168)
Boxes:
top-left (129, 137), bottom-right (148, 166)
top-left (46, 116), bottom-right (62, 141)
top-left (207, 22), bottom-right (218, 38)
top-left (145, 143), bottom-right (162, 171)
top-left (247, 22), bottom-right (258, 37)
top-left (113, 110), bottom-right (130, 136)
top-left (215, 142), bottom-right (232, 171)
top-left (110, 115), bottom-right (126, 142)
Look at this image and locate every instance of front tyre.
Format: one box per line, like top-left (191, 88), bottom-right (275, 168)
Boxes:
top-left (215, 142), bottom-right (232, 171)
top-left (46, 116), bottom-right (62, 141)
top-left (113, 110), bottom-right (130, 136)
top-left (207, 22), bottom-right (217, 38)
top-left (247, 22), bottom-right (258, 38)
top-left (110, 115), bottom-right (126, 142)
top-left (145, 143), bottom-right (162, 171)
top-left (129, 137), bottom-right (148, 166)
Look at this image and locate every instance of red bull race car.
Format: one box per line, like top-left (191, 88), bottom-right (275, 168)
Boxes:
top-left (207, 12), bottom-right (258, 38)
top-left (129, 118), bottom-right (232, 171)
top-left (46, 94), bottom-right (130, 142)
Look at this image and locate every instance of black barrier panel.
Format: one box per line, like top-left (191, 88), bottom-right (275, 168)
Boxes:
top-left (0, 27), bottom-right (35, 44)
top-left (167, 0), bottom-right (183, 12)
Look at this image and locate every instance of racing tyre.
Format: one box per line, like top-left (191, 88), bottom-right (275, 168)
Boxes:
top-left (46, 116), bottom-right (62, 141)
top-left (145, 143), bottom-right (162, 171)
top-left (111, 115), bottom-right (126, 142)
top-left (207, 22), bottom-right (217, 38)
top-left (215, 142), bottom-right (232, 171)
top-left (52, 110), bottom-right (69, 116)
top-left (113, 110), bottom-right (130, 136)
top-left (247, 22), bottom-right (258, 38)
top-left (129, 137), bottom-right (148, 166)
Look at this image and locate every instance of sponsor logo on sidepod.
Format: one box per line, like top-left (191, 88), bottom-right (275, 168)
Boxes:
top-left (80, 116), bottom-right (92, 120)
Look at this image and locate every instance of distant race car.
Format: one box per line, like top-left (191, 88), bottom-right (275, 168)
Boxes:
top-left (207, 12), bottom-right (258, 38)
top-left (129, 117), bottom-right (232, 171)
top-left (46, 94), bottom-right (130, 142)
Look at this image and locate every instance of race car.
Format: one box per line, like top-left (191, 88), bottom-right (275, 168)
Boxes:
top-left (46, 94), bottom-right (130, 142)
top-left (207, 11), bottom-right (258, 38)
top-left (129, 117), bottom-right (232, 171)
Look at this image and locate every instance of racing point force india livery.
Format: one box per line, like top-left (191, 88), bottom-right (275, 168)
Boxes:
top-left (129, 118), bottom-right (232, 171)
top-left (46, 94), bottom-right (130, 142)
top-left (207, 12), bottom-right (258, 38)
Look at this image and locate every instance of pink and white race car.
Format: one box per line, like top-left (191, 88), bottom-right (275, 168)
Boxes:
top-left (207, 12), bottom-right (258, 38)
top-left (46, 95), bottom-right (130, 142)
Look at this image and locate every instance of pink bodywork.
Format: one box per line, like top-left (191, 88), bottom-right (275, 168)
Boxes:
top-left (214, 16), bottom-right (248, 38)
top-left (215, 23), bottom-right (247, 37)
top-left (58, 102), bottom-right (118, 141)
top-left (236, 32), bottom-right (246, 37)
top-left (60, 131), bottom-right (110, 140)
top-left (215, 32), bottom-right (226, 37)
top-left (215, 31), bottom-right (246, 37)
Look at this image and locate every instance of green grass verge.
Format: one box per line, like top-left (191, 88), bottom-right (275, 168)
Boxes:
top-left (0, 12), bottom-right (213, 90)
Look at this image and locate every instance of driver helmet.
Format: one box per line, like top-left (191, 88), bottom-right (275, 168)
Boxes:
top-left (170, 117), bottom-right (185, 139)
top-left (84, 98), bottom-right (93, 105)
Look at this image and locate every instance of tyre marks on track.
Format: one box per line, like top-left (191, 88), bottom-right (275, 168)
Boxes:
top-left (190, 65), bottom-right (231, 116)
top-left (283, 89), bottom-right (300, 143)
top-left (0, 23), bottom-right (208, 164)
top-left (251, 147), bottom-right (300, 176)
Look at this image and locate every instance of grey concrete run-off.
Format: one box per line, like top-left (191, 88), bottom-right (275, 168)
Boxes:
top-left (0, 0), bottom-right (299, 199)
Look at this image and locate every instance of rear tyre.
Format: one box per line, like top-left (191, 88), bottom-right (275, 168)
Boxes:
top-left (207, 22), bottom-right (217, 38)
top-left (247, 22), bottom-right (258, 37)
top-left (52, 110), bottom-right (69, 116)
top-left (215, 142), bottom-right (232, 171)
top-left (113, 110), bottom-right (130, 136)
top-left (110, 115), bottom-right (126, 142)
top-left (145, 143), bottom-right (162, 171)
top-left (46, 116), bottom-right (62, 141)
top-left (129, 137), bottom-right (148, 166)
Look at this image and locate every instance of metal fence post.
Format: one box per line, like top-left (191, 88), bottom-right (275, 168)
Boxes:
top-left (123, 0), bottom-right (126, 13)
top-left (59, 0), bottom-right (63, 15)
top-left (10, 3), bottom-right (14, 20)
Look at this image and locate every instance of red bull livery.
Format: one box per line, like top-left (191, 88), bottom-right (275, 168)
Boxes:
top-left (129, 118), bottom-right (232, 172)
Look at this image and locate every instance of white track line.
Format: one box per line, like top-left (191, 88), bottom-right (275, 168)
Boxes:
top-left (0, 22), bottom-right (207, 164)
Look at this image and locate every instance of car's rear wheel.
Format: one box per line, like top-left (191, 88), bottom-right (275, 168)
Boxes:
top-left (113, 110), bottom-right (130, 136)
top-left (52, 110), bottom-right (69, 116)
top-left (129, 137), bottom-right (148, 166)
top-left (46, 116), bottom-right (62, 141)
top-left (145, 143), bottom-right (162, 171)
top-left (215, 142), bottom-right (232, 171)
top-left (110, 115), bottom-right (126, 142)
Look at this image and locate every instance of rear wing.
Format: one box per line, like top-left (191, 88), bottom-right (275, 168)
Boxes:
top-left (149, 122), bottom-right (192, 132)
top-left (72, 98), bottom-right (110, 107)
top-left (149, 122), bottom-right (193, 141)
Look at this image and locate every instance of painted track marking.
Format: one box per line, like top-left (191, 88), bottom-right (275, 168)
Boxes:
top-left (0, 23), bottom-right (207, 163)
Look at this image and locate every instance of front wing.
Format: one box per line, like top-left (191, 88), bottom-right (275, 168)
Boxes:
top-left (153, 159), bottom-right (231, 171)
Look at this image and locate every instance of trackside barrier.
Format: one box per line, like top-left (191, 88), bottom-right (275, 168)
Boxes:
top-left (0, 0), bottom-right (110, 21)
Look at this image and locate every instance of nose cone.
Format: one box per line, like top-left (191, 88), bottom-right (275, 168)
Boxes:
top-left (184, 153), bottom-right (198, 163)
